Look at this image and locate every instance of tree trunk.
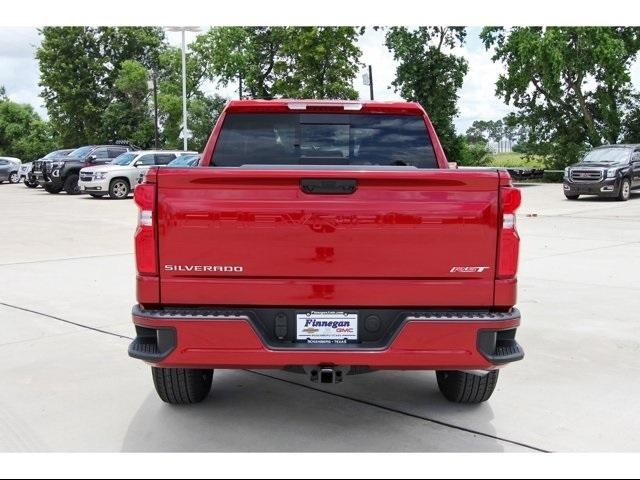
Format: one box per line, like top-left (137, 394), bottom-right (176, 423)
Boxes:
top-left (568, 75), bottom-right (600, 146)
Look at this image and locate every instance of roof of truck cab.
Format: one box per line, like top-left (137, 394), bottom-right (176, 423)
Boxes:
top-left (224, 99), bottom-right (425, 115)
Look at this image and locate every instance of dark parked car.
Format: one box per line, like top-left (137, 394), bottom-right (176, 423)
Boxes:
top-left (564, 145), bottom-right (640, 201)
top-left (0, 157), bottom-right (21, 184)
top-left (40, 144), bottom-right (136, 195)
top-left (22, 149), bottom-right (73, 188)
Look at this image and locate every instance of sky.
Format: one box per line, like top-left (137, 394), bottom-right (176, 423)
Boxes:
top-left (2, 26), bottom-right (638, 134)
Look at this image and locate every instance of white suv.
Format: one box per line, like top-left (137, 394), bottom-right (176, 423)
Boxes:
top-left (78, 150), bottom-right (194, 199)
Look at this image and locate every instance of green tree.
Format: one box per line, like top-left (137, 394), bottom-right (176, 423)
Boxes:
top-left (37, 27), bottom-right (166, 147)
top-left (384, 27), bottom-right (468, 162)
top-left (458, 139), bottom-right (492, 166)
top-left (481, 27), bottom-right (640, 168)
top-left (193, 27), bottom-right (286, 99)
top-left (623, 96), bottom-right (640, 143)
top-left (466, 120), bottom-right (491, 144)
top-left (37, 27), bottom-right (104, 146)
top-left (187, 94), bottom-right (227, 151)
top-left (102, 60), bottom-right (155, 148)
top-left (193, 27), bottom-right (363, 100)
top-left (276, 27), bottom-right (362, 99)
top-left (465, 119), bottom-right (506, 144)
top-left (0, 97), bottom-right (56, 160)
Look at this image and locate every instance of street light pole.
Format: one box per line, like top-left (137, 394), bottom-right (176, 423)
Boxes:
top-left (147, 71), bottom-right (159, 149)
top-left (166, 26), bottom-right (201, 151)
top-left (181, 29), bottom-right (188, 151)
top-left (368, 65), bottom-right (374, 101)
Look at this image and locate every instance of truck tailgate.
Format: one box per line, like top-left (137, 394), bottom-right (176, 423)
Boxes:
top-left (156, 168), bottom-right (500, 307)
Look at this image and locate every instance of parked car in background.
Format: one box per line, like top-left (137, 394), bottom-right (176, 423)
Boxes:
top-left (21, 149), bottom-right (73, 188)
top-left (0, 157), bottom-right (21, 184)
top-left (135, 153), bottom-right (200, 186)
top-left (564, 145), bottom-right (640, 201)
top-left (41, 144), bottom-right (136, 195)
top-left (79, 150), bottom-right (193, 199)
top-left (168, 153), bottom-right (200, 167)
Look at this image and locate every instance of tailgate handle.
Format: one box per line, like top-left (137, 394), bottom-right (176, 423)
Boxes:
top-left (300, 178), bottom-right (358, 195)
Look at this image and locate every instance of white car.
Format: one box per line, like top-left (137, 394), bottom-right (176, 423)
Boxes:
top-left (78, 150), bottom-right (194, 199)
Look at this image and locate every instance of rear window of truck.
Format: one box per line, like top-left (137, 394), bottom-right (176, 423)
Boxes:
top-left (212, 113), bottom-right (438, 168)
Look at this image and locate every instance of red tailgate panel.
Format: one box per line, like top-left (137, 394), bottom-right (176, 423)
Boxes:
top-left (157, 169), bottom-right (500, 307)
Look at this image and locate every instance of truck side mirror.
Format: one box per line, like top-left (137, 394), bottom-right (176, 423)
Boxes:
top-left (88, 154), bottom-right (97, 162)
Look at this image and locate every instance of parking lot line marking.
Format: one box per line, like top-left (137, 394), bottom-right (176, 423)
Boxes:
top-left (0, 252), bottom-right (133, 268)
top-left (0, 301), bottom-right (132, 341)
top-left (0, 299), bottom-right (551, 452)
top-left (247, 370), bottom-right (551, 453)
top-left (527, 239), bottom-right (640, 261)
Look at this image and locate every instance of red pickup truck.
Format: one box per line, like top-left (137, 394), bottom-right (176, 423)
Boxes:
top-left (129, 99), bottom-right (524, 405)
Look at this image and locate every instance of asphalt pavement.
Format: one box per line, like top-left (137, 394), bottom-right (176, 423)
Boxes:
top-left (1, 183), bottom-right (639, 452)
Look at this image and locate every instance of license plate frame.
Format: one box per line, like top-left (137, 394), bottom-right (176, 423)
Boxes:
top-left (296, 311), bottom-right (359, 345)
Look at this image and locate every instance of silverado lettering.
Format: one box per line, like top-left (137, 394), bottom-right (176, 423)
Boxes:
top-left (129, 99), bottom-right (524, 406)
top-left (163, 265), bottom-right (244, 272)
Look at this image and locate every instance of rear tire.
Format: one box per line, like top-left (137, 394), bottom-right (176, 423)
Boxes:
top-left (151, 367), bottom-right (214, 405)
top-left (617, 178), bottom-right (631, 201)
top-left (63, 174), bottom-right (81, 195)
top-left (24, 179), bottom-right (38, 188)
top-left (44, 185), bottom-right (62, 194)
top-left (436, 370), bottom-right (499, 404)
top-left (9, 172), bottom-right (19, 184)
top-left (564, 193), bottom-right (579, 200)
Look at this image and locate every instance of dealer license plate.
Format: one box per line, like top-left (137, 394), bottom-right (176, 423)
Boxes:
top-left (296, 311), bottom-right (358, 344)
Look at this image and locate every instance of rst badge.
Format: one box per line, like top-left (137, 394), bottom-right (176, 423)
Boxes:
top-left (450, 266), bottom-right (491, 273)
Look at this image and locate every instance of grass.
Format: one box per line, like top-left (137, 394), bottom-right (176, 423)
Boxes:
top-left (487, 152), bottom-right (545, 169)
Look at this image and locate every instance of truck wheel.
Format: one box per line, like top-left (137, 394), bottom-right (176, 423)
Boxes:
top-left (151, 367), bottom-right (213, 405)
top-left (44, 185), bottom-right (61, 194)
top-left (564, 193), bottom-right (579, 200)
top-left (89, 193), bottom-right (105, 198)
top-left (9, 172), bottom-right (19, 184)
top-left (109, 178), bottom-right (130, 199)
top-left (24, 179), bottom-right (38, 188)
top-left (64, 174), bottom-right (81, 195)
top-left (436, 370), bottom-right (499, 404)
top-left (617, 178), bottom-right (631, 201)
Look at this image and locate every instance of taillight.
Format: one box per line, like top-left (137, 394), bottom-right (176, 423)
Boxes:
top-left (134, 183), bottom-right (157, 275)
top-left (497, 186), bottom-right (522, 279)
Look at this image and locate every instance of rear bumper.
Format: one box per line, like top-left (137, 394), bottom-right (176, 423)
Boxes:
top-left (129, 305), bottom-right (523, 371)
